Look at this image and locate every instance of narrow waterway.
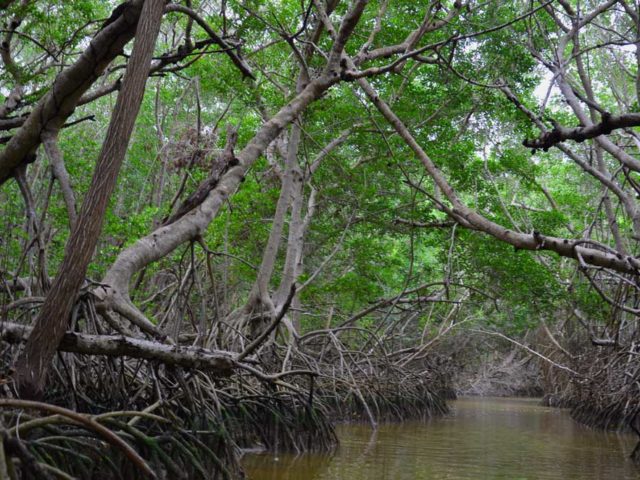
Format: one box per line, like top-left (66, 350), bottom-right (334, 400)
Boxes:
top-left (242, 397), bottom-right (640, 479)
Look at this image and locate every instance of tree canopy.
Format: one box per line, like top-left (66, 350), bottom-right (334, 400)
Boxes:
top-left (2, 0), bottom-right (640, 477)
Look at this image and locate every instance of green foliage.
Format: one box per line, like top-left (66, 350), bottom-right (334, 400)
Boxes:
top-left (0, 0), bottom-right (628, 341)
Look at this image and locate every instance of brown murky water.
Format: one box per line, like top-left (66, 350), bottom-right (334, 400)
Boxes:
top-left (242, 397), bottom-right (640, 479)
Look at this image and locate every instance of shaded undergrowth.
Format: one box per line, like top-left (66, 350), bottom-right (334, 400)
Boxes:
top-left (536, 327), bottom-right (640, 464)
top-left (0, 330), bottom-right (451, 478)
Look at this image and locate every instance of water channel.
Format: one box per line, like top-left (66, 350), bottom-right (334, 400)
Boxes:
top-left (242, 397), bottom-right (640, 479)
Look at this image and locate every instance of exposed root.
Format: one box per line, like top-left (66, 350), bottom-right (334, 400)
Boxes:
top-left (1, 261), bottom-right (455, 478)
top-left (534, 324), bottom-right (640, 464)
top-left (0, 402), bottom-right (239, 479)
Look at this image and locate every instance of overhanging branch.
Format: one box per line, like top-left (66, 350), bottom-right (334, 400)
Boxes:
top-left (523, 113), bottom-right (640, 151)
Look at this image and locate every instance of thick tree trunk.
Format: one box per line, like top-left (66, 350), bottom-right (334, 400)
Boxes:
top-left (251, 122), bottom-right (302, 305)
top-left (274, 169), bottom-right (304, 307)
top-left (12, 0), bottom-right (165, 398)
top-left (95, 0), bottom-right (368, 339)
top-left (273, 128), bottom-right (346, 312)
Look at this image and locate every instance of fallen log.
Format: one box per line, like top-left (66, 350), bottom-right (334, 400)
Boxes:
top-left (1, 322), bottom-right (235, 374)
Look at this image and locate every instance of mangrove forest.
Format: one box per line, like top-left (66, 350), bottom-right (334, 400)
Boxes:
top-left (1, 0), bottom-right (640, 478)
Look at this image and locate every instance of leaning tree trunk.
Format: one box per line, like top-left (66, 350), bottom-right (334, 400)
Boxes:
top-left (12, 0), bottom-right (165, 398)
top-left (93, 0), bottom-right (367, 346)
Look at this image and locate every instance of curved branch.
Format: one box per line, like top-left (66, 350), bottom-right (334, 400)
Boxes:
top-left (354, 63), bottom-right (640, 275)
top-left (1, 321), bottom-right (234, 373)
top-left (0, 0), bottom-right (145, 185)
top-left (100, 76), bottom-right (336, 313)
top-left (0, 398), bottom-right (157, 478)
top-left (523, 113), bottom-right (640, 151)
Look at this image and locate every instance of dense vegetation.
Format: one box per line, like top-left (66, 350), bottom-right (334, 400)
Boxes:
top-left (1, 0), bottom-right (640, 477)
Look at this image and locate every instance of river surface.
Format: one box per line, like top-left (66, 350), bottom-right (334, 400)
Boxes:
top-left (242, 397), bottom-right (640, 479)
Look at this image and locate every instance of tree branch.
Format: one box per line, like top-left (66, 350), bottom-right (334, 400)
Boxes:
top-left (523, 113), bottom-right (640, 151)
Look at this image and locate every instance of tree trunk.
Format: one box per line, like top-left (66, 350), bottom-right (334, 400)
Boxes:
top-left (12, 0), bottom-right (165, 399)
top-left (96, 77), bottom-right (336, 329)
top-left (251, 122), bottom-right (302, 305)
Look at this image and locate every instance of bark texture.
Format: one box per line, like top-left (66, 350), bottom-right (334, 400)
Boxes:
top-left (12, 0), bottom-right (165, 398)
top-left (0, 0), bottom-right (145, 185)
top-left (3, 322), bottom-right (235, 373)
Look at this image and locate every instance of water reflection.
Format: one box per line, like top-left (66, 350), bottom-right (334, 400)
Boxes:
top-left (243, 397), bottom-right (640, 479)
